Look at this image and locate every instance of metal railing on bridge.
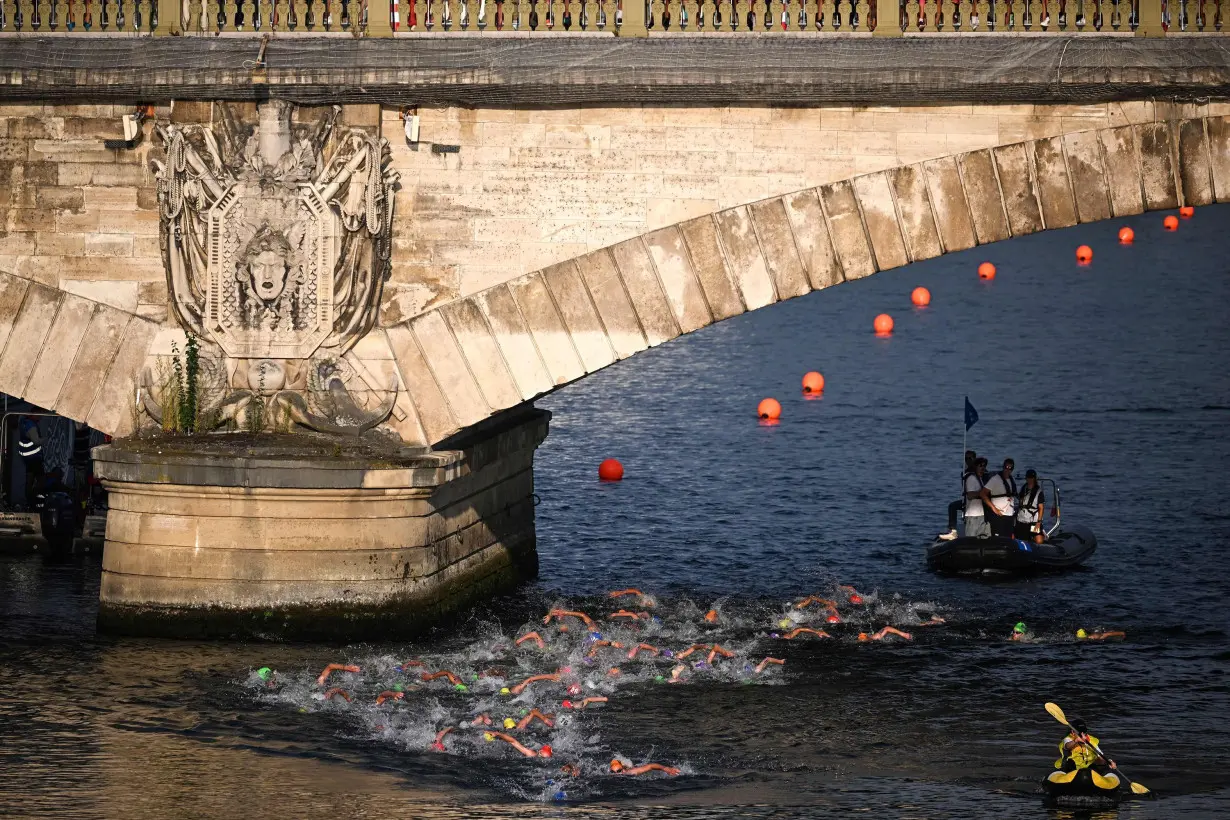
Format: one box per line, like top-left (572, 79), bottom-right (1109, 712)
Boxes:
top-left (0, 0), bottom-right (1215, 35)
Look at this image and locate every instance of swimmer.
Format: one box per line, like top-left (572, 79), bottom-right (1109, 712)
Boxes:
top-left (668, 663), bottom-right (687, 683)
top-left (577, 696), bottom-right (608, 709)
top-left (607, 667), bottom-right (622, 677)
top-left (706, 645), bottom-right (735, 664)
top-left (839, 585), bottom-right (866, 605)
top-left (316, 663), bottom-right (360, 686)
top-left (626, 643), bottom-right (660, 660)
top-left (543, 609), bottom-right (596, 628)
top-left (608, 588), bottom-right (656, 607)
top-left (516, 709), bottom-right (555, 730)
top-left (431, 727), bottom-right (454, 751)
top-left (516, 632), bottom-right (547, 649)
top-left (1077, 629), bottom-right (1126, 641)
top-left (560, 763), bottom-right (583, 778)
top-left (675, 644), bottom-right (713, 660)
top-left (484, 731), bottom-right (549, 758)
top-left (857, 626), bottom-right (913, 642)
top-left (609, 609), bottom-right (650, 621)
top-left (795, 596), bottom-right (839, 610)
top-left (586, 639), bottom-right (626, 657)
top-left (755, 657), bottom-right (785, 673)
top-left (609, 759), bottom-right (681, 777)
top-left (1010, 622), bottom-right (1031, 642)
top-left (510, 672), bottom-right (561, 695)
top-left (375, 690), bottom-right (405, 705)
top-left (322, 687), bottom-right (352, 702)
top-left (916, 615), bottom-right (946, 626)
top-left (782, 627), bottom-right (832, 640)
top-left (396, 659), bottom-right (424, 670)
top-left (420, 670), bottom-right (464, 686)
top-left (704, 609), bottom-right (720, 624)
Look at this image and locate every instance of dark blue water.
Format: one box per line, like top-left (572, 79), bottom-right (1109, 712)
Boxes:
top-left (3, 206), bottom-right (1229, 818)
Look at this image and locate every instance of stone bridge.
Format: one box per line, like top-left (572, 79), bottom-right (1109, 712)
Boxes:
top-left (0, 103), bottom-right (1225, 443)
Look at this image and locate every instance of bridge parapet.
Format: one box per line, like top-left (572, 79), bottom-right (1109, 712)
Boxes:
top-left (0, 0), bottom-right (1212, 35)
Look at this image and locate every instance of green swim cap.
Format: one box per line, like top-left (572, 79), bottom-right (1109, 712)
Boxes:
top-left (257, 667), bottom-right (272, 681)
top-left (393, 682), bottom-right (405, 692)
top-left (1013, 622), bottom-right (1027, 633)
top-left (654, 675), bottom-right (665, 683)
top-left (454, 683), bottom-right (468, 692)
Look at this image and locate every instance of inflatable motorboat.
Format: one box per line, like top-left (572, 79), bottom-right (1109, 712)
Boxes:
top-left (926, 525), bottom-right (1097, 574)
top-left (1043, 767), bottom-right (1126, 808)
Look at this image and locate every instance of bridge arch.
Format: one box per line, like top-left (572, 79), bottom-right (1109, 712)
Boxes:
top-left (384, 115), bottom-right (1230, 446)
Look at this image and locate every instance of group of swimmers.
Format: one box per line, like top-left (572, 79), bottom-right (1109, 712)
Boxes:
top-left (1010, 622), bottom-right (1126, 642)
top-left (252, 584), bottom-right (941, 796)
top-left (940, 451), bottom-right (1049, 542)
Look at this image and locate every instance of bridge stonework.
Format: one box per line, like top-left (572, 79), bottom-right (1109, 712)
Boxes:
top-left (1, 100), bottom-right (1226, 442)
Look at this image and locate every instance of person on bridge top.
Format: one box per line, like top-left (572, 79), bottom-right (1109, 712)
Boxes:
top-left (962, 458), bottom-right (992, 539)
top-left (939, 450), bottom-right (977, 541)
top-left (1015, 469), bottom-right (1046, 543)
top-left (983, 458), bottom-right (1018, 538)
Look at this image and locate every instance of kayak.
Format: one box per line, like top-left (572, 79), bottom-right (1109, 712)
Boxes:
top-left (1043, 766), bottom-right (1126, 808)
top-left (925, 525), bottom-right (1097, 574)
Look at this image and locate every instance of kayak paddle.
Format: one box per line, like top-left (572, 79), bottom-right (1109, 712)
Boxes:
top-left (1044, 701), bottom-right (1150, 795)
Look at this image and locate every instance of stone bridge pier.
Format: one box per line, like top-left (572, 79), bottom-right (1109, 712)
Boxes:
top-left (0, 38), bottom-right (1226, 638)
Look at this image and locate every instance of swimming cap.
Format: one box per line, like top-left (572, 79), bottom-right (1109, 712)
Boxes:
top-left (662, 649), bottom-right (674, 658)
top-left (560, 666), bottom-right (572, 674)
top-left (1076, 629), bottom-right (1088, 639)
top-left (858, 632), bottom-right (869, 641)
top-left (849, 594), bottom-right (864, 605)
top-left (826, 615), bottom-right (841, 624)
top-left (553, 791), bottom-right (566, 801)
top-left (454, 684), bottom-right (468, 692)
top-left (589, 631), bottom-right (602, 640)
top-left (778, 619), bottom-right (792, 628)
top-left (483, 732), bottom-right (494, 742)
top-left (654, 675), bottom-right (665, 682)
top-left (539, 745), bottom-right (553, 758)
top-left (503, 717), bottom-right (516, 729)
top-left (769, 633), bottom-right (780, 639)
top-left (567, 683), bottom-right (582, 695)
top-left (499, 687), bottom-right (511, 695)
top-left (1014, 622), bottom-right (1027, 633)
top-left (471, 673), bottom-right (479, 681)
top-left (609, 759), bottom-right (625, 772)
top-left (257, 667), bottom-right (272, 681)
top-left (393, 683), bottom-right (405, 693)
top-left (561, 699), bottom-right (573, 709)
top-left (519, 708), bottom-right (529, 716)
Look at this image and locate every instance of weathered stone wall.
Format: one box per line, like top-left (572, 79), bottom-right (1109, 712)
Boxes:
top-left (384, 99), bottom-right (1228, 315)
top-left (382, 113), bottom-right (1230, 445)
top-left (95, 409), bottom-right (548, 639)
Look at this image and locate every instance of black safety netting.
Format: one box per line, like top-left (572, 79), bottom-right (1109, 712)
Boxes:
top-left (0, 35), bottom-right (1226, 105)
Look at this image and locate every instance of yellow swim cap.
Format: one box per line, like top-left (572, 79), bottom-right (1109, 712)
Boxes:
top-left (778, 619), bottom-right (791, 628)
top-left (503, 717), bottom-right (516, 729)
top-left (1076, 629), bottom-right (1088, 639)
top-left (499, 687), bottom-right (511, 695)
top-left (483, 732), bottom-right (494, 742)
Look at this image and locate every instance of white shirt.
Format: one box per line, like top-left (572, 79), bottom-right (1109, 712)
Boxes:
top-left (964, 473), bottom-right (984, 517)
top-left (984, 473), bottom-right (1017, 517)
top-left (1017, 485), bottom-right (1045, 524)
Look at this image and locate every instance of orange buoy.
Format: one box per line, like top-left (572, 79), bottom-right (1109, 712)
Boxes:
top-left (801, 371), bottom-right (825, 395)
top-left (1164, 214), bottom-right (1179, 231)
top-left (977, 262), bottom-right (997, 280)
top-left (1076, 245), bottom-right (1093, 265)
top-left (873, 314), bottom-right (894, 335)
top-left (1118, 226), bottom-right (1135, 245)
top-left (911, 286), bottom-right (931, 307)
top-left (1180, 205), bottom-right (1195, 219)
top-left (598, 458), bottom-right (624, 482)
top-left (757, 398), bottom-right (782, 421)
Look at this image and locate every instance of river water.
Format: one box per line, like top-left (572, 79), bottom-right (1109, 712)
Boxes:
top-left (3, 206), bottom-right (1229, 819)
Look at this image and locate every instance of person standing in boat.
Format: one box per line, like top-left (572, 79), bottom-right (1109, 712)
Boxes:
top-left (1015, 470), bottom-right (1046, 543)
top-left (983, 458), bottom-right (1018, 538)
top-left (963, 457), bottom-right (992, 538)
top-left (938, 450), bottom-right (976, 541)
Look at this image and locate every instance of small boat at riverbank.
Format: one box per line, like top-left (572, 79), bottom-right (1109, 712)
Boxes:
top-left (1042, 767), bottom-right (1126, 808)
top-left (926, 525), bottom-right (1097, 574)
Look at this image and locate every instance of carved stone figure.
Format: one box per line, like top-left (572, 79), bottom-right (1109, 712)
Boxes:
top-left (150, 102), bottom-right (399, 435)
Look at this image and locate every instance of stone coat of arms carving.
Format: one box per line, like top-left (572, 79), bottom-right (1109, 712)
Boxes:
top-left (150, 102), bottom-right (399, 434)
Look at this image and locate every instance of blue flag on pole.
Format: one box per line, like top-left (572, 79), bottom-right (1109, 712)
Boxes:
top-left (964, 397), bottom-right (979, 431)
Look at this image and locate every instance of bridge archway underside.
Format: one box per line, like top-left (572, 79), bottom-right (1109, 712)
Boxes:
top-left (386, 115), bottom-right (1230, 445)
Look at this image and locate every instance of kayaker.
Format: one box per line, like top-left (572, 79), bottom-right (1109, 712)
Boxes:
top-left (1056, 718), bottom-right (1116, 772)
top-left (1015, 470), bottom-right (1046, 543)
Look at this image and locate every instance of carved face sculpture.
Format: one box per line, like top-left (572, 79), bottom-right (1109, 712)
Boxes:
top-left (239, 226), bottom-right (297, 306)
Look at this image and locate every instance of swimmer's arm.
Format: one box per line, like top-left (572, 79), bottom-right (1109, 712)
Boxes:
top-left (316, 663), bottom-right (360, 686)
top-left (487, 731), bottom-right (539, 757)
top-left (578, 696), bottom-right (608, 708)
top-left (755, 657), bottom-right (785, 673)
top-left (510, 673), bottom-right (560, 694)
top-left (608, 588), bottom-right (644, 598)
top-left (322, 687), bottom-right (351, 702)
top-left (375, 690), bottom-right (404, 705)
top-left (516, 632), bottom-right (547, 648)
top-left (516, 709), bottom-right (555, 730)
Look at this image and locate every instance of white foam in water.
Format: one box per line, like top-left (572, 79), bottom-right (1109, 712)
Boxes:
top-left (246, 585), bottom-right (946, 801)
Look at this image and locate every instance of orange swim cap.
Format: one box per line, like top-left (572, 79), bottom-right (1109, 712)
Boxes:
top-left (704, 609), bottom-right (719, 623)
top-left (610, 759), bottom-right (625, 772)
top-left (858, 632), bottom-right (870, 641)
top-left (826, 614), bottom-right (840, 624)
top-left (539, 745), bottom-right (553, 758)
